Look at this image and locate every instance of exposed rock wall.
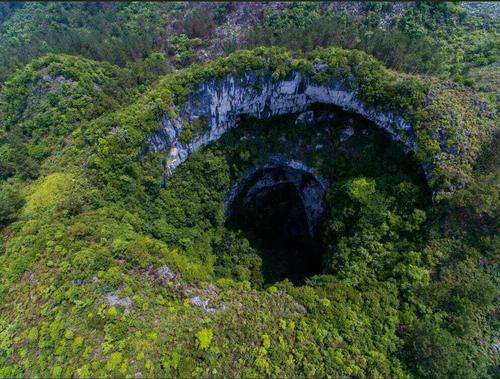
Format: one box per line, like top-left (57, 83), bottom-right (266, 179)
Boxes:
top-left (146, 69), bottom-right (420, 180)
top-left (225, 157), bottom-right (329, 236)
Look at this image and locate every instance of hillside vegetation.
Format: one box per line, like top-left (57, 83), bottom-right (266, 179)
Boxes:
top-left (0, 2), bottom-right (498, 378)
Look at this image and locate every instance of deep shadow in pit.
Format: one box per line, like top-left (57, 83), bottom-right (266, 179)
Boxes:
top-left (227, 164), bottom-right (328, 285)
top-left (222, 103), bottom-right (432, 286)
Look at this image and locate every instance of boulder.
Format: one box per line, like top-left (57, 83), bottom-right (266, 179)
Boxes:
top-left (340, 125), bottom-right (355, 142)
top-left (295, 110), bottom-right (315, 126)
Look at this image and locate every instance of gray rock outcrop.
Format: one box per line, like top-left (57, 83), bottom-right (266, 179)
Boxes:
top-left (340, 125), bottom-right (355, 142)
top-left (295, 110), bottom-right (315, 126)
top-left (145, 70), bottom-right (420, 181)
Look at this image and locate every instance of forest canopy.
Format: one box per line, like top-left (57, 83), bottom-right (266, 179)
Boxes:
top-left (0, 2), bottom-right (498, 378)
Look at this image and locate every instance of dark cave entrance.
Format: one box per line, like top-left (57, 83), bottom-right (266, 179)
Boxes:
top-left (227, 163), bottom-right (328, 285)
top-left (215, 103), bottom-right (431, 287)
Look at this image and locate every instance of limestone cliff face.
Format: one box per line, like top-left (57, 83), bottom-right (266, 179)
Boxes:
top-left (225, 157), bottom-right (329, 237)
top-left (146, 68), bottom-right (420, 179)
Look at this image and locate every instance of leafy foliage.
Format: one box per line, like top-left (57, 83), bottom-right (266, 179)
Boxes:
top-left (0, 2), bottom-right (179, 82)
top-left (0, 3), bottom-right (497, 378)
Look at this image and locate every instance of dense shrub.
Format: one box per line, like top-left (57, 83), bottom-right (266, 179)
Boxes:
top-left (0, 3), bottom-right (497, 378)
top-left (0, 180), bottom-right (24, 225)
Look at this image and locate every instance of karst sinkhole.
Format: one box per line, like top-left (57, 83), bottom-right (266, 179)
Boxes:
top-left (217, 103), bottom-right (431, 286)
top-left (227, 162), bottom-right (329, 285)
top-left (166, 102), bottom-right (431, 286)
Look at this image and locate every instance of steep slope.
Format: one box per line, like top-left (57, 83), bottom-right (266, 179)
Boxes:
top-left (0, 47), bottom-right (497, 378)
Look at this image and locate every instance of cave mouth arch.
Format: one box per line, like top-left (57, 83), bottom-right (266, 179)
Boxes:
top-left (227, 159), bottom-right (328, 285)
